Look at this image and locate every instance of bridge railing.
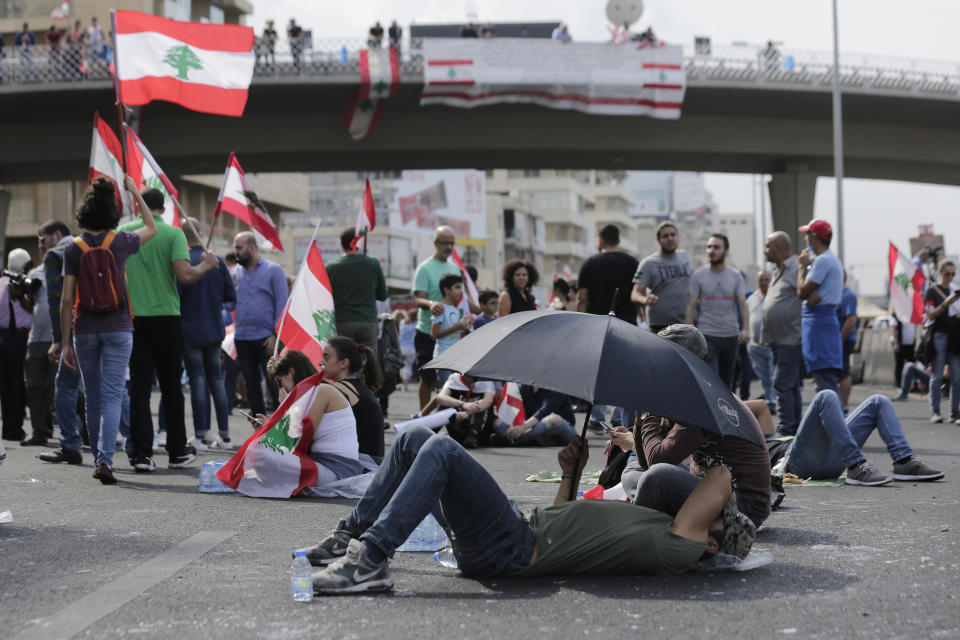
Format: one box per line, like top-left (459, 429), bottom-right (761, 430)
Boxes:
top-left (2, 38), bottom-right (958, 99)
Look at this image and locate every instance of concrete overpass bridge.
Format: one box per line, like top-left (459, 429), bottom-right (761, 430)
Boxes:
top-left (1, 39), bottom-right (959, 238)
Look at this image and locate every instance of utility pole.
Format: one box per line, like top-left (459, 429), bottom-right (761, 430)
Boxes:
top-left (831, 0), bottom-right (845, 263)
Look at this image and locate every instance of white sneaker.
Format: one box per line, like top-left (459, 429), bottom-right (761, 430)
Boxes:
top-left (188, 437), bottom-right (209, 452)
top-left (157, 431), bottom-right (167, 448)
top-left (930, 414), bottom-right (943, 424)
top-left (218, 436), bottom-right (234, 450)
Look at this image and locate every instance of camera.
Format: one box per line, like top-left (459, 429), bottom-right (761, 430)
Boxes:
top-left (2, 269), bottom-right (42, 299)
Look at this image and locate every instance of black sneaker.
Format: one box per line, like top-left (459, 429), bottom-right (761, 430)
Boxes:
top-left (130, 455), bottom-right (156, 473)
top-left (38, 447), bottom-right (83, 465)
top-left (92, 463), bottom-right (118, 485)
top-left (300, 522), bottom-right (354, 567)
top-left (21, 436), bottom-right (49, 447)
top-left (168, 445), bottom-right (198, 469)
top-left (312, 539), bottom-right (393, 594)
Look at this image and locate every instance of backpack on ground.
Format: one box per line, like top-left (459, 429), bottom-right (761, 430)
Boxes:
top-left (73, 232), bottom-right (125, 313)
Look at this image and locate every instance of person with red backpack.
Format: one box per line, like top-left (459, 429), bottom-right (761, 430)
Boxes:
top-left (60, 177), bottom-right (157, 485)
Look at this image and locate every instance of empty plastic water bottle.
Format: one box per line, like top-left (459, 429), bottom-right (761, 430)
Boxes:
top-left (434, 547), bottom-right (458, 568)
top-left (198, 461), bottom-right (233, 493)
top-left (291, 550), bottom-right (313, 602)
top-left (396, 513), bottom-right (450, 551)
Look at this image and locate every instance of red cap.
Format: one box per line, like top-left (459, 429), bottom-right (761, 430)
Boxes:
top-left (798, 219), bottom-right (832, 242)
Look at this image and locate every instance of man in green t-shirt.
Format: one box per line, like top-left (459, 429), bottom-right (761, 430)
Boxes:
top-left (303, 426), bottom-right (751, 594)
top-left (119, 190), bottom-right (218, 472)
top-left (325, 227), bottom-right (388, 352)
top-left (411, 226), bottom-right (478, 410)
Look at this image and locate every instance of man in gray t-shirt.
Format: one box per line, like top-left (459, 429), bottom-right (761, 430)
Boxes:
top-left (684, 233), bottom-right (749, 388)
top-left (631, 222), bottom-right (694, 332)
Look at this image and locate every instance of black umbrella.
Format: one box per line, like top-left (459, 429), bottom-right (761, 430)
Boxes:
top-left (424, 310), bottom-right (761, 448)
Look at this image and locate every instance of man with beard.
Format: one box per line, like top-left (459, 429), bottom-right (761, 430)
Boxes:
top-left (631, 221), bottom-right (694, 334)
top-left (685, 233), bottom-right (749, 388)
top-left (232, 231), bottom-right (288, 419)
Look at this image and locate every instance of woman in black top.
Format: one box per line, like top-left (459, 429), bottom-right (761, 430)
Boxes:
top-left (322, 336), bottom-right (385, 458)
top-left (497, 258), bottom-right (539, 316)
top-left (924, 260), bottom-right (960, 422)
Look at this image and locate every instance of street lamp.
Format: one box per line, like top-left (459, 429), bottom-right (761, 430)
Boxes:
top-left (832, 0), bottom-right (845, 264)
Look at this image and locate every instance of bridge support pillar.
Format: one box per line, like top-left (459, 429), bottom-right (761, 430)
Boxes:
top-left (0, 188), bottom-right (11, 260)
top-left (768, 171), bottom-right (817, 251)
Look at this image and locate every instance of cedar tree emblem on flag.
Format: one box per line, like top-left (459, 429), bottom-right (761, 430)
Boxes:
top-left (163, 44), bottom-right (203, 80)
top-left (312, 309), bottom-right (336, 343)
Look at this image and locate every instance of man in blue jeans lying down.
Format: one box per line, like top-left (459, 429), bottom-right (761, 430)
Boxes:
top-left (298, 425), bottom-right (755, 594)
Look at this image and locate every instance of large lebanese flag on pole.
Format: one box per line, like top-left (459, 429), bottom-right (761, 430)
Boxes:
top-left (112, 10), bottom-right (255, 117)
top-left (349, 178), bottom-right (376, 251)
top-left (89, 112), bottom-right (132, 215)
top-left (213, 153), bottom-right (283, 251)
top-left (122, 125), bottom-right (181, 228)
top-left (275, 240), bottom-right (336, 365)
top-left (889, 242), bottom-right (926, 324)
top-left (216, 373), bottom-right (326, 498)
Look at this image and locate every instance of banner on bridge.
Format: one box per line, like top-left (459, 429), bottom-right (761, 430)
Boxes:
top-left (420, 38), bottom-right (686, 118)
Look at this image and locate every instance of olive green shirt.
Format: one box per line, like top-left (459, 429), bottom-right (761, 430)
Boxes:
top-left (325, 253), bottom-right (388, 324)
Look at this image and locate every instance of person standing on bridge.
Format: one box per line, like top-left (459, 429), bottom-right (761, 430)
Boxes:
top-left (762, 231), bottom-right (804, 436)
top-left (631, 221), bottom-right (693, 334)
top-left (796, 220), bottom-right (844, 396)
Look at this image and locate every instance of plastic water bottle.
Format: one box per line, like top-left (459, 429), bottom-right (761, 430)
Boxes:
top-left (434, 547), bottom-right (458, 568)
top-left (396, 513), bottom-right (450, 551)
top-left (291, 550), bottom-right (313, 602)
top-left (198, 461), bottom-right (233, 493)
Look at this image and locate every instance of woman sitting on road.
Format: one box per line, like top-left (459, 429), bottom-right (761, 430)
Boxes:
top-left (321, 336), bottom-right (386, 460)
top-left (497, 258), bottom-right (539, 316)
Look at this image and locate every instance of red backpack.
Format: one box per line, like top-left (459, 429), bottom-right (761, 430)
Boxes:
top-left (73, 232), bottom-right (126, 313)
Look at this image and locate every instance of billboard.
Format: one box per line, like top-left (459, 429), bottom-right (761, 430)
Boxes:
top-left (388, 170), bottom-right (487, 240)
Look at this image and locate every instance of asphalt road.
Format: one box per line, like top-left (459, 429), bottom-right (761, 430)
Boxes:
top-left (1, 382), bottom-right (958, 639)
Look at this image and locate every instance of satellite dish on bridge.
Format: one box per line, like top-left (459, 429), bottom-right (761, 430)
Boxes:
top-left (606, 0), bottom-right (644, 27)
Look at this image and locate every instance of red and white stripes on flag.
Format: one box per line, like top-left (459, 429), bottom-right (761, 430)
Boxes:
top-left (344, 46), bottom-right (400, 140)
top-left (50, 0), bottom-right (69, 20)
top-left (451, 248), bottom-right (479, 307)
top-left (216, 373), bottom-right (326, 498)
top-left (889, 242), bottom-right (926, 325)
top-left (221, 321), bottom-right (237, 360)
top-left (213, 153), bottom-right (283, 251)
top-left (113, 10), bottom-right (255, 117)
top-left (122, 125), bottom-right (181, 227)
top-left (420, 39), bottom-right (686, 118)
top-left (496, 382), bottom-right (526, 427)
top-left (89, 112), bottom-right (132, 215)
top-left (349, 178), bottom-right (376, 251)
top-left (275, 239), bottom-right (336, 366)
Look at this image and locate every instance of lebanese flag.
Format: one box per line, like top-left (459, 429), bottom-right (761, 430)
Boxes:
top-left (88, 112), bottom-right (133, 215)
top-left (496, 382), bottom-right (526, 427)
top-left (889, 242), bottom-right (926, 325)
top-left (349, 178), bottom-right (376, 251)
top-left (213, 153), bottom-right (283, 251)
top-left (275, 240), bottom-right (335, 365)
top-left (216, 373), bottom-right (326, 498)
top-left (50, 0), bottom-right (69, 20)
top-left (344, 46), bottom-right (400, 140)
top-left (113, 10), bottom-right (255, 117)
top-left (451, 248), bottom-right (479, 307)
top-left (122, 125), bottom-right (181, 228)
top-left (221, 322), bottom-right (237, 360)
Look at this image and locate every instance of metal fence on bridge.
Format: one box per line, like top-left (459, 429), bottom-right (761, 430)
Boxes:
top-left (2, 38), bottom-right (958, 99)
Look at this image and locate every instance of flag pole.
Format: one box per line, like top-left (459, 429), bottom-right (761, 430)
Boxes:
top-left (109, 10), bottom-right (129, 182)
top-left (273, 220), bottom-right (323, 357)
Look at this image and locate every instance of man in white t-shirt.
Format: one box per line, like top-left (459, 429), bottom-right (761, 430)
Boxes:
top-left (433, 373), bottom-right (495, 448)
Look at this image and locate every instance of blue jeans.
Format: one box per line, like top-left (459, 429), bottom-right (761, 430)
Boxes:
top-left (786, 391), bottom-right (912, 479)
top-left (55, 353), bottom-right (84, 452)
top-left (493, 417), bottom-right (577, 446)
top-left (930, 332), bottom-right (960, 417)
top-left (898, 362), bottom-right (930, 397)
top-left (811, 369), bottom-right (840, 395)
top-left (591, 405), bottom-right (635, 428)
top-left (73, 331), bottom-right (134, 467)
top-left (184, 343), bottom-right (231, 437)
top-left (704, 334), bottom-right (739, 389)
top-left (747, 343), bottom-right (777, 411)
top-left (345, 425), bottom-right (536, 578)
top-left (771, 343), bottom-right (804, 435)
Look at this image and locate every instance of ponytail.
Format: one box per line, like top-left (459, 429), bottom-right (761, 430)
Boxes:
top-left (357, 344), bottom-right (383, 392)
top-left (327, 335), bottom-right (383, 391)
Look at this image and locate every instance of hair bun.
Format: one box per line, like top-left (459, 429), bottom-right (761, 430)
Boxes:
top-left (91, 177), bottom-right (118, 199)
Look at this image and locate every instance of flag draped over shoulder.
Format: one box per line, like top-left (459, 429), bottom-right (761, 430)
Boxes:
top-left (275, 239), bottom-right (335, 365)
top-left (113, 10), bottom-right (255, 117)
top-left (349, 178), bottom-right (377, 251)
top-left (213, 153), bottom-right (283, 251)
top-left (217, 373), bottom-right (325, 498)
top-left (889, 242), bottom-right (925, 324)
top-left (122, 125), bottom-right (181, 227)
top-left (496, 382), bottom-right (526, 427)
top-left (344, 46), bottom-right (400, 139)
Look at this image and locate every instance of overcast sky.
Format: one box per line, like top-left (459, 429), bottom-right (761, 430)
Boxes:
top-left (249, 0), bottom-right (960, 295)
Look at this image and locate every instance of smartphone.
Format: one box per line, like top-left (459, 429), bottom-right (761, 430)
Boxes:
top-left (239, 409), bottom-right (264, 426)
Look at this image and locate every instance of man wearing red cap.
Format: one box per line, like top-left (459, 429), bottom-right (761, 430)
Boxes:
top-left (796, 220), bottom-right (844, 394)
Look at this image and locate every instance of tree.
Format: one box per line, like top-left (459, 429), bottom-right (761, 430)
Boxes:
top-left (163, 45), bottom-right (202, 80)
